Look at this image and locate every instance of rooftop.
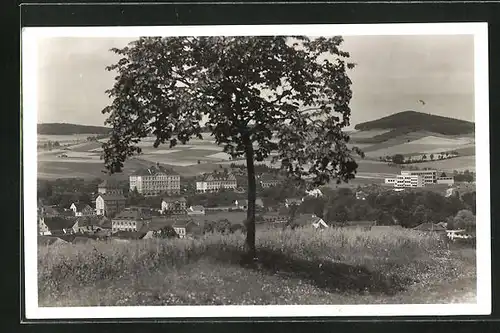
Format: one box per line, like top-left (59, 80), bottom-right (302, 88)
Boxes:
top-left (132, 165), bottom-right (179, 177)
top-left (163, 197), bottom-right (187, 203)
top-left (76, 216), bottom-right (105, 227)
top-left (190, 205), bottom-right (205, 211)
top-left (97, 193), bottom-right (126, 201)
top-left (413, 223), bottom-right (446, 231)
top-left (203, 172), bottom-right (236, 182)
top-left (71, 202), bottom-right (93, 211)
top-left (113, 210), bottom-right (152, 220)
top-left (43, 216), bottom-right (78, 231)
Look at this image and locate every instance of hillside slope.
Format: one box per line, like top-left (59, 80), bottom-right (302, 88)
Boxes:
top-left (354, 111), bottom-right (474, 134)
top-left (352, 111), bottom-right (474, 144)
top-left (38, 123), bottom-right (111, 135)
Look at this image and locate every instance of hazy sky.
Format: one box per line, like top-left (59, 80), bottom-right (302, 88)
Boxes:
top-left (36, 35), bottom-right (475, 128)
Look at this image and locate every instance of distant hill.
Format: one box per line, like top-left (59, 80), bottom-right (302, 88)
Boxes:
top-left (38, 123), bottom-right (111, 135)
top-left (353, 111), bottom-right (474, 143)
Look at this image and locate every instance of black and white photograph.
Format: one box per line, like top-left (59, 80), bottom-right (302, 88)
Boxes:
top-left (22, 23), bottom-right (490, 319)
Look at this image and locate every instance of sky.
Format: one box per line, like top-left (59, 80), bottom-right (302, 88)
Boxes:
top-left (36, 35), bottom-right (475, 128)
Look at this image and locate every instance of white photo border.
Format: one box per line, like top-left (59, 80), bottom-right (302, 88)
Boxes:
top-left (22, 22), bottom-right (491, 319)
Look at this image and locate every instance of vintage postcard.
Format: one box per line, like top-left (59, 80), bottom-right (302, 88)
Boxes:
top-left (22, 23), bottom-right (490, 319)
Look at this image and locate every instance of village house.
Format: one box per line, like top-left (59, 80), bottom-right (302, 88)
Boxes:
top-left (259, 174), bottom-right (281, 188)
top-left (311, 215), bottom-right (329, 230)
top-left (284, 198), bottom-right (303, 208)
top-left (290, 214), bottom-right (328, 229)
top-left (40, 216), bottom-right (80, 236)
top-left (196, 170), bottom-right (237, 193)
top-left (172, 218), bottom-right (201, 239)
top-left (305, 188), bottom-right (323, 198)
top-left (187, 205), bottom-right (206, 216)
top-left (233, 198), bottom-right (264, 211)
top-left (261, 213), bottom-right (289, 224)
top-left (111, 208), bottom-right (152, 233)
top-left (38, 214), bottom-right (51, 235)
top-left (204, 205), bottom-right (235, 212)
top-left (355, 191), bottom-right (367, 200)
top-left (95, 179), bottom-right (126, 217)
top-left (413, 223), bottom-right (447, 234)
top-left (129, 164), bottom-right (181, 196)
top-left (69, 202), bottom-right (95, 217)
top-left (98, 179), bottom-right (123, 195)
top-left (95, 194), bottom-right (126, 217)
top-left (73, 216), bottom-right (109, 234)
top-left (40, 205), bottom-right (74, 217)
top-left (161, 197), bottom-right (187, 215)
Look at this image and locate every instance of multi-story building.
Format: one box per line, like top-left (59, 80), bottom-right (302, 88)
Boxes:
top-left (129, 165), bottom-right (181, 196)
top-left (196, 171), bottom-right (237, 193)
top-left (161, 197), bottom-right (187, 215)
top-left (385, 169), bottom-right (442, 188)
top-left (259, 174), bottom-right (281, 188)
top-left (436, 176), bottom-right (455, 185)
top-left (98, 179), bottom-right (123, 195)
top-left (111, 208), bottom-right (152, 233)
top-left (400, 170), bottom-right (437, 185)
top-left (95, 179), bottom-right (126, 217)
top-left (395, 174), bottom-right (424, 188)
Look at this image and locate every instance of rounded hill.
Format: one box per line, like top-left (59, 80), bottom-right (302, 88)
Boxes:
top-left (354, 111), bottom-right (475, 136)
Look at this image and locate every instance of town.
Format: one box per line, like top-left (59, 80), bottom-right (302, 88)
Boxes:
top-left (37, 162), bottom-right (477, 246)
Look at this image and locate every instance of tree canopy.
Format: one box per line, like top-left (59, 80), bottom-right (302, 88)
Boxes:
top-left (102, 36), bottom-right (362, 258)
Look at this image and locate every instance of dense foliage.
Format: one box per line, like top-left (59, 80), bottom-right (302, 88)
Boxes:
top-left (101, 36), bottom-right (361, 258)
top-left (292, 187), bottom-right (473, 228)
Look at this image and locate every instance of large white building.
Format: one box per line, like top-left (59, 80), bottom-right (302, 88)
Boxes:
top-left (196, 171), bottom-right (237, 193)
top-left (385, 169), bottom-right (454, 188)
top-left (129, 165), bottom-right (181, 196)
top-left (400, 170), bottom-right (437, 185)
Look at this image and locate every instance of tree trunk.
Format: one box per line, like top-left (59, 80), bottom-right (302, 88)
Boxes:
top-left (243, 135), bottom-right (257, 260)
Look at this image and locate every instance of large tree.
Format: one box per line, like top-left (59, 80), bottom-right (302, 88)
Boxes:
top-left (102, 36), bottom-right (362, 260)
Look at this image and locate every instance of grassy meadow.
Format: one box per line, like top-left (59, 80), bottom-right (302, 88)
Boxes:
top-left (38, 227), bottom-right (476, 306)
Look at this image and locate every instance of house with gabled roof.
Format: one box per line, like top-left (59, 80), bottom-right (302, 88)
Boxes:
top-left (413, 223), bottom-right (447, 233)
top-left (161, 196), bottom-right (187, 215)
top-left (311, 215), bottom-right (329, 229)
top-left (42, 216), bottom-right (79, 235)
top-left (187, 205), bottom-right (206, 216)
top-left (95, 192), bottom-right (126, 217)
top-left (74, 215), bottom-right (106, 234)
top-left (111, 208), bottom-right (152, 233)
top-left (70, 202), bottom-right (95, 217)
top-left (196, 170), bottom-right (237, 193)
top-left (234, 198), bottom-right (265, 211)
top-left (172, 218), bottom-right (201, 239)
top-left (259, 174), bottom-right (281, 188)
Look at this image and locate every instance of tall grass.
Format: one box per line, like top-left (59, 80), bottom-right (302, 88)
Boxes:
top-left (38, 227), bottom-right (474, 306)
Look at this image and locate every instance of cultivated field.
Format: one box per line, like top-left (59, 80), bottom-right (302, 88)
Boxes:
top-left (407, 156), bottom-right (476, 172)
top-left (38, 227), bottom-right (476, 306)
top-left (364, 135), bottom-right (475, 158)
top-left (36, 129), bottom-right (475, 179)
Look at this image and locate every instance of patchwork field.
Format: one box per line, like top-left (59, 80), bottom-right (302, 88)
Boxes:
top-left (36, 128), bottom-right (475, 180)
top-left (407, 156), bottom-right (476, 172)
